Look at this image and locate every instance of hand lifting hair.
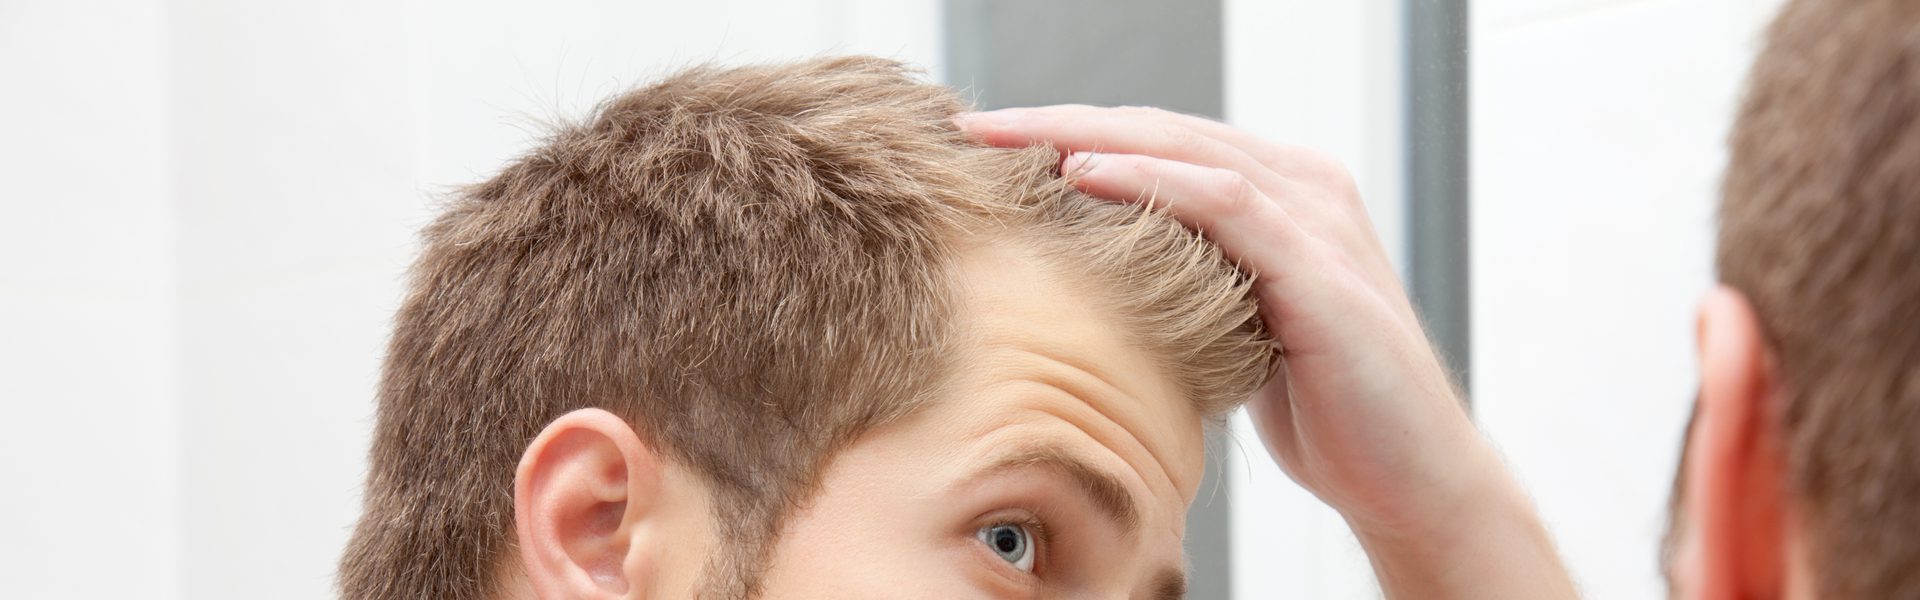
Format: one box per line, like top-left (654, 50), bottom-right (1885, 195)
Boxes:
top-left (342, 3), bottom-right (1920, 597)
top-left (339, 57), bottom-right (1275, 599)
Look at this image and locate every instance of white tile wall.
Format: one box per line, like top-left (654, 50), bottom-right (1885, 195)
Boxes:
top-left (1471, 0), bottom-right (1785, 598)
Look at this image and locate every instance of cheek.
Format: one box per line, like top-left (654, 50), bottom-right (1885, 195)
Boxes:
top-left (756, 479), bottom-right (984, 599)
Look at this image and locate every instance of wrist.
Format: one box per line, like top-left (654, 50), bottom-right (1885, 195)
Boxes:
top-left (1344, 454), bottom-right (1576, 599)
top-left (1344, 441), bottom-right (1526, 541)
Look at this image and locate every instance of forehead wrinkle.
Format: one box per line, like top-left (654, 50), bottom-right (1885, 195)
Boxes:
top-left (944, 234), bottom-right (1205, 548)
top-left (974, 396), bottom-right (1164, 510)
top-left (984, 444), bottom-right (1142, 535)
top-left (994, 346), bottom-right (1196, 502)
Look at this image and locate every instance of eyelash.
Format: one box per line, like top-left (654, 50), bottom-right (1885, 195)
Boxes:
top-left (984, 511), bottom-right (1056, 575)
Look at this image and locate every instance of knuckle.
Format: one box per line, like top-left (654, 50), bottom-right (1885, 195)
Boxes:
top-left (1209, 168), bottom-right (1263, 217)
top-left (1295, 148), bottom-right (1361, 194)
top-left (1158, 122), bottom-right (1208, 154)
top-left (1323, 165), bottom-right (1362, 198)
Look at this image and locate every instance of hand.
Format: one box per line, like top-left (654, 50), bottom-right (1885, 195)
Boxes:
top-left (960, 104), bottom-right (1472, 531)
top-left (958, 105), bottom-right (1575, 598)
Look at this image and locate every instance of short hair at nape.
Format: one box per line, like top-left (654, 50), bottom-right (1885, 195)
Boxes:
top-left (1713, 1), bottom-right (1920, 597)
top-left (339, 56), bottom-right (1274, 600)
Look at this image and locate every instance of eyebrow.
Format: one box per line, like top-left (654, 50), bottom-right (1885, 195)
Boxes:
top-left (981, 445), bottom-right (1141, 536)
top-left (977, 445), bottom-right (1190, 597)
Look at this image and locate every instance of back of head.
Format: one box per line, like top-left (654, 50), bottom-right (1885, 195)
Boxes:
top-left (339, 56), bottom-right (1272, 599)
top-left (1719, 1), bottom-right (1920, 596)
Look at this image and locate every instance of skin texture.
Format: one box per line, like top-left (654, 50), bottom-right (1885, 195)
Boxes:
top-left (758, 240), bottom-right (1202, 598)
top-left (510, 240), bottom-right (1205, 598)
top-left (510, 103), bottom-right (1582, 598)
top-left (959, 105), bottom-right (1578, 599)
top-left (1670, 286), bottom-right (1816, 600)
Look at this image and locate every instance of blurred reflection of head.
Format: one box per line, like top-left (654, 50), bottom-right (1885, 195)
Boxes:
top-left (1669, 1), bottom-right (1920, 598)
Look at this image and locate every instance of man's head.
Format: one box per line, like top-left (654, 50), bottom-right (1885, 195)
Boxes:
top-left (1670, 1), bottom-right (1920, 598)
top-left (339, 57), bottom-right (1274, 599)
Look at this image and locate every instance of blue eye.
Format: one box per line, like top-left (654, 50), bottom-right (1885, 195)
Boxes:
top-left (977, 522), bottom-right (1036, 572)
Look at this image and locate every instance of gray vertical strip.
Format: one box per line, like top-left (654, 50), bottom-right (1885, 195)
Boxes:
top-left (942, 1), bottom-right (1231, 597)
top-left (942, 1), bottom-right (1223, 116)
top-left (1404, 0), bottom-right (1472, 395)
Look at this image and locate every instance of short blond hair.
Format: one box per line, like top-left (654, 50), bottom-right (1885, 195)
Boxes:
top-left (339, 56), bottom-right (1274, 600)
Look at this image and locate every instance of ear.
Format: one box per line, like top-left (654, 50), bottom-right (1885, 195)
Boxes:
top-left (1680, 286), bottom-right (1792, 600)
top-left (514, 408), bottom-right (667, 599)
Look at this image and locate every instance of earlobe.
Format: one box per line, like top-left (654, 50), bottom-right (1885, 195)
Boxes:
top-left (514, 408), bottom-right (663, 599)
top-left (1683, 286), bottom-right (1790, 599)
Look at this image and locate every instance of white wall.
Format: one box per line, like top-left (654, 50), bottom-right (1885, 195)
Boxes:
top-left (1223, 1), bottom-right (1403, 597)
top-left (4, 2), bottom-right (937, 598)
top-left (0, 1), bottom-right (179, 596)
top-left (1470, 0), bottom-right (1786, 598)
top-left (1227, 2), bottom-right (1797, 598)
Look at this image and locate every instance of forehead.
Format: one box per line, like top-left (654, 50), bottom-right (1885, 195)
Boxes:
top-left (942, 238), bottom-right (1208, 509)
top-left (755, 239), bottom-right (1205, 596)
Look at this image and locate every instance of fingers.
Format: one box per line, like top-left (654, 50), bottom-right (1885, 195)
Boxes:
top-left (959, 104), bottom-right (1358, 194)
top-left (1063, 151), bottom-right (1313, 285)
top-left (959, 105), bottom-right (1371, 243)
top-left (1065, 150), bottom-right (1396, 356)
top-left (959, 106), bottom-right (1286, 192)
top-left (1111, 106), bottom-right (1349, 187)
